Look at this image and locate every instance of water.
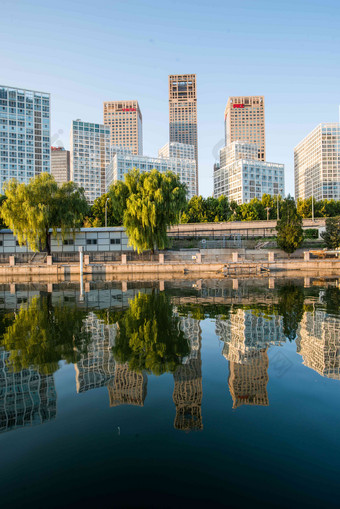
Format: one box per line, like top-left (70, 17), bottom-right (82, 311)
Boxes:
top-left (0, 277), bottom-right (340, 508)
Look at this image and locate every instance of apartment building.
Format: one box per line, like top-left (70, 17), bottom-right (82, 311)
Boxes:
top-left (0, 85), bottom-right (50, 193)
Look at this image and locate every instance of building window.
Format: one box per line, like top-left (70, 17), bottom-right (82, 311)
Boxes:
top-left (110, 238), bottom-right (121, 245)
top-left (63, 239), bottom-right (74, 245)
top-left (86, 239), bottom-right (97, 245)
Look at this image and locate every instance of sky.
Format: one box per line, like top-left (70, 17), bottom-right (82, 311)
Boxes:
top-left (1, 0), bottom-right (339, 197)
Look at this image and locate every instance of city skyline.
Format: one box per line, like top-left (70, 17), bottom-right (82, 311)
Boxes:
top-left (1, 0), bottom-right (339, 197)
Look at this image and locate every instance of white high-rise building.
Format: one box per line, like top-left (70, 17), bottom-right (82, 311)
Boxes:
top-left (106, 144), bottom-right (197, 199)
top-left (70, 120), bottom-right (110, 204)
top-left (0, 85), bottom-right (51, 193)
top-left (294, 123), bottom-right (340, 201)
top-left (214, 145), bottom-right (285, 203)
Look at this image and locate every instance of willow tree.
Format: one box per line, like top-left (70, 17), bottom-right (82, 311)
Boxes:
top-left (1, 173), bottom-right (89, 254)
top-left (116, 169), bottom-right (187, 253)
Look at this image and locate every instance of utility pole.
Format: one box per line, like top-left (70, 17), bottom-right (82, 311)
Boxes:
top-left (105, 197), bottom-right (109, 228)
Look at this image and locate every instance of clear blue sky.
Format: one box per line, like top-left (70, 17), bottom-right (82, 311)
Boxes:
top-left (1, 0), bottom-right (339, 196)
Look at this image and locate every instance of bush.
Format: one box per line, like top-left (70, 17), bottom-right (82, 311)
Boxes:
top-left (303, 228), bottom-right (318, 239)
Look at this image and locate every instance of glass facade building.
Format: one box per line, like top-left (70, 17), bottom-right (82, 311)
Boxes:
top-left (0, 85), bottom-right (50, 193)
top-left (294, 123), bottom-right (340, 201)
top-left (70, 120), bottom-right (111, 204)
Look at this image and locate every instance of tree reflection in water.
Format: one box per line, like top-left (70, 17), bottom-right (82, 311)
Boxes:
top-left (112, 291), bottom-right (190, 376)
top-left (1, 294), bottom-right (90, 375)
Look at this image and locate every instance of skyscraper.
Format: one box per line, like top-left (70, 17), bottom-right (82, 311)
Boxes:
top-left (294, 123), bottom-right (340, 201)
top-left (103, 100), bottom-right (143, 155)
top-left (224, 96), bottom-right (265, 160)
top-left (0, 85), bottom-right (50, 193)
top-left (70, 120), bottom-right (110, 204)
top-left (169, 74), bottom-right (198, 194)
top-left (51, 147), bottom-right (70, 184)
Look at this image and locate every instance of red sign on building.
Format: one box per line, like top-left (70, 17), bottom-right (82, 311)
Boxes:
top-left (122, 108), bottom-right (136, 112)
top-left (233, 104), bottom-right (244, 109)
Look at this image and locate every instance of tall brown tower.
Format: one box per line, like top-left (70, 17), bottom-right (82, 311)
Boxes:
top-left (224, 96), bottom-right (265, 160)
top-left (169, 74), bottom-right (198, 194)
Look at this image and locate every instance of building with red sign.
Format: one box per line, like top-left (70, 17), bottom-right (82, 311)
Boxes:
top-left (103, 100), bottom-right (142, 156)
top-left (224, 96), bottom-right (265, 160)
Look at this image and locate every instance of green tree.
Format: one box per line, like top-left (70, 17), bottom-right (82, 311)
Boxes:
top-left (87, 192), bottom-right (124, 227)
top-left (321, 217), bottom-right (340, 249)
top-left (276, 196), bottom-right (303, 256)
top-left (109, 180), bottom-right (130, 225)
top-left (1, 294), bottom-right (90, 375)
top-left (112, 291), bottom-right (190, 376)
top-left (216, 196), bottom-right (232, 222)
top-left (181, 195), bottom-right (207, 223)
top-left (278, 283), bottom-right (305, 341)
top-left (1, 173), bottom-right (89, 254)
top-left (122, 169), bottom-right (187, 252)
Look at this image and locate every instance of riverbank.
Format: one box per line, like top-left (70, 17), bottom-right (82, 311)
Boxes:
top-left (0, 258), bottom-right (339, 281)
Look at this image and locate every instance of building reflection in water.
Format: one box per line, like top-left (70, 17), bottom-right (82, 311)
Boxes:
top-left (228, 349), bottom-right (269, 409)
top-left (108, 363), bottom-right (148, 407)
top-left (172, 313), bottom-right (203, 431)
top-left (75, 312), bottom-right (117, 393)
top-left (0, 349), bottom-right (57, 434)
top-left (296, 310), bottom-right (340, 379)
top-left (216, 309), bottom-right (286, 408)
top-left (75, 312), bottom-right (148, 407)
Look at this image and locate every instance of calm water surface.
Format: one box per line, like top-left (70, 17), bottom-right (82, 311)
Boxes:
top-left (1, 277), bottom-right (340, 508)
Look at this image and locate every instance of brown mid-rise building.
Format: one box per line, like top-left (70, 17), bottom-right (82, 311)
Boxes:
top-left (103, 100), bottom-right (143, 155)
top-left (224, 96), bottom-right (265, 160)
top-left (169, 74), bottom-right (198, 194)
top-left (51, 147), bottom-right (70, 184)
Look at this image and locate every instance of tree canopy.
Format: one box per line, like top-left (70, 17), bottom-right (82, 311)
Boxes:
top-left (276, 196), bottom-right (303, 255)
top-left (114, 169), bottom-right (187, 253)
top-left (112, 291), bottom-right (190, 376)
top-left (1, 173), bottom-right (89, 254)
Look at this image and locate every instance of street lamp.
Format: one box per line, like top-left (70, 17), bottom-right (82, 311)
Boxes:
top-left (265, 207), bottom-right (271, 221)
top-left (105, 197), bottom-right (109, 228)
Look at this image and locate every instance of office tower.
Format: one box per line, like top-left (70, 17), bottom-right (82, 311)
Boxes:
top-left (0, 349), bottom-right (56, 434)
top-left (107, 362), bottom-right (148, 407)
top-left (294, 123), bottom-right (340, 201)
top-left (0, 85), bottom-right (50, 193)
top-left (70, 120), bottom-right (110, 204)
top-left (214, 96), bottom-right (284, 203)
top-left (228, 349), bottom-right (269, 409)
top-left (103, 100), bottom-right (142, 155)
top-left (296, 310), bottom-right (340, 379)
top-left (106, 145), bottom-right (197, 199)
top-left (158, 141), bottom-right (195, 160)
top-left (51, 147), bottom-right (70, 184)
top-left (224, 96), bottom-right (265, 160)
top-left (169, 74), bottom-right (198, 194)
top-left (74, 313), bottom-right (117, 394)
